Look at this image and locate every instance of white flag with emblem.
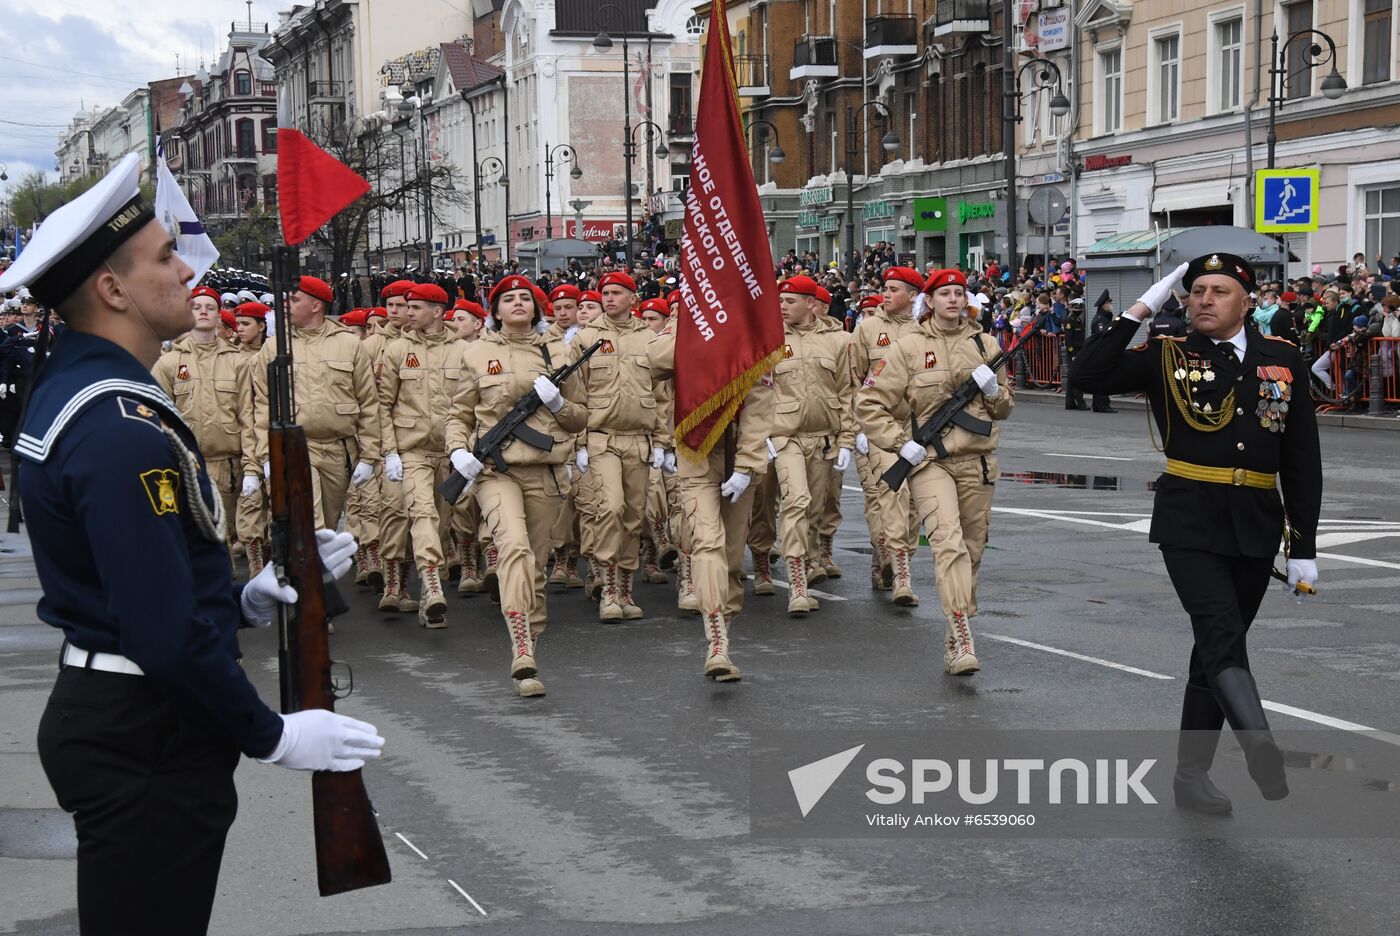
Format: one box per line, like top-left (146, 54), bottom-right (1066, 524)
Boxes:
top-left (154, 137), bottom-right (219, 282)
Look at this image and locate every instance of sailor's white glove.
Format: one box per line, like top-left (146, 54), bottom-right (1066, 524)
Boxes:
top-left (315, 529), bottom-right (357, 581)
top-left (259, 710), bottom-right (385, 772)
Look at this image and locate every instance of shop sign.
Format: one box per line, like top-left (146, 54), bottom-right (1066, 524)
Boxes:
top-left (958, 201), bottom-right (997, 225)
top-left (914, 196), bottom-right (948, 232)
top-left (1084, 154), bottom-right (1133, 171)
top-left (863, 200), bottom-right (897, 221)
top-left (800, 186), bottom-right (834, 206)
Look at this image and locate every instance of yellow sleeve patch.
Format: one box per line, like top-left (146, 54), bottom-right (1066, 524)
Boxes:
top-left (139, 468), bottom-right (181, 516)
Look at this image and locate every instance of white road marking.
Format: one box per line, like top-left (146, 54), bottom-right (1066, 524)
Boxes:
top-left (983, 634), bottom-right (1174, 679)
top-left (448, 879), bottom-right (488, 916)
top-left (842, 484), bottom-right (864, 494)
top-left (1041, 453), bottom-right (1135, 461)
top-left (765, 578), bottom-right (848, 602)
top-left (991, 506), bottom-right (1153, 532)
top-left (1316, 551), bottom-right (1400, 571)
top-left (395, 832), bottom-right (429, 861)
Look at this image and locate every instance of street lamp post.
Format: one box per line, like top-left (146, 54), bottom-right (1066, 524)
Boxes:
top-left (747, 119), bottom-right (787, 170)
top-left (544, 143), bottom-right (583, 240)
top-left (594, 5), bottom-right (658, 266)
top-left (474, 156), bottom-right (505, 260)
top-left (1001, 48), bottom-right (1071, 279)
top-left (844, 101), bottom-right (900, 285)
top-left (1266, 29), bottom-right (1346, 169)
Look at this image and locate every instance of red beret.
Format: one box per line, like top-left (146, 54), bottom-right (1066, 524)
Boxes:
top-left (368, 306), bottom-right (388, 318)
top-left (598, 272), bottom-right (637, 293)
top-left (550, 284), bottom-right (582, 302)
top-left (189, 286), bottom-right (222, 303)
top-left (405, 283), bottom-right (450, 306)
top-left (455, 299), bottom-right (487, 321)
top-left (814, 285), bottom-right (832, 304)
top-left (297, 276), bottom-right (333, 304)
top-left (235, 301), bottom-right (270, 320)
top-left (489, 274), bottom-right (539, 308)
top-left (923, 269), bottom-right (968, 293)
top-left (219, 309), bottom-right (237, 329)
top-left (339, 308), bottom-right (369, 327)
top-left (667, 290), bottom-right (682, 307)
top-left (859, 295), bottom-right (883, 309)
top-left (639, 298), bottom-right (670, 316)
top-left (580, 290), bottom-right (603, 306)
top-left (779, 275), bottom-right (820, 297)
top-left (380, 279), bottom-right (416, 299)
top-left (884, 266), bottom-right (923, 290)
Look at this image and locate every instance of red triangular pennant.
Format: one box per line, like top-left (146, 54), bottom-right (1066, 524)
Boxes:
top-left (277, 128), bottom-right (370, 245)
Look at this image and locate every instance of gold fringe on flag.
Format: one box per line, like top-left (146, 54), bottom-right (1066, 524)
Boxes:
top-left (674, 347), bottom-right (785, 461)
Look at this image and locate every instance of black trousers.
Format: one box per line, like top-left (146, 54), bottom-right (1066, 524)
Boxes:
top-left (1160, 546), bottom-right (1273, 688)
top-left (37, 666), bottom-right (240, 935)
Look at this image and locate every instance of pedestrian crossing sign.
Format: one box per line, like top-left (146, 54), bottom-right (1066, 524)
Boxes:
top-left (1255, 168), bottom-right (1320, 233)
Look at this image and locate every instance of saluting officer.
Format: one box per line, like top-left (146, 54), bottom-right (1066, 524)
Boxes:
top-left (857, 269), bottom-right (1013, 676)
top-left (1070, 255), bottom-right (1321, 813)
top-left (3, 155), bottom-right (379, 934)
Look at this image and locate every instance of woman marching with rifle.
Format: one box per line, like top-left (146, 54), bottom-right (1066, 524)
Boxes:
top-left (446, 275), bottom-right (588, 698)
top-left (856, 269), bottom-right (1015, 676)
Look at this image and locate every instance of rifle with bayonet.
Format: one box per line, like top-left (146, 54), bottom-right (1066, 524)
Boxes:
top-left (880, 312), bottom-right (1046, 493)
top-left (438, 337), bottom-right (603, 504)
top-left (267, 245), bottom-right (391, 897)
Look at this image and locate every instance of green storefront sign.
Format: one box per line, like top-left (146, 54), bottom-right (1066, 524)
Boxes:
top-left (958, 200), bottom-right (996, 225)
top-left (913, 197), bottom-right (947, 232)
top-left (800, 186), bottom-right (834, 207)
top-left (863, 200), bottom-right (896, 221)
top-left (798, 211), bottom-right (839, 233)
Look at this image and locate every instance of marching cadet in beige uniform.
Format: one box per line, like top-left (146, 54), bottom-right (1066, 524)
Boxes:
top-left (231, 300), bottom-right (270, 575)
top-left (335, 307), bottom-right (383, 588)
top-left (543, 284), bottom-right (586, 589)
top-left (851, 268), bottom-right (926, 603)
top-left (372, 283), bottom-right (417, 608)
top-left (574, 272), bottom-right (661, 621)
top-left (378, 284), bottom-right (462, 627)
top-left (857, 269), bottom-right (1013, 675)
top-left (637, 298), bottom-right (680, 583)
top-left (571, 290), bottom-right (605, 595)
top-left (448, 299), bottom-right (488, 594)
top-left (648, 331), bottom-right (775, 680)
top-left (810, 284), bottom-right (846, 582)
top-left (153, 285), bottom-right (254, 566)
top-left (252, 276), bottom-right (379, 531)
top-left (767, 276), bottom-right (855, 615)
top-left (446, 275), bottom-right (587, 698)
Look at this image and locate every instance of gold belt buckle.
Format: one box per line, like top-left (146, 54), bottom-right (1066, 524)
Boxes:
top-left (1231, 468), bottom-right (1246, 486)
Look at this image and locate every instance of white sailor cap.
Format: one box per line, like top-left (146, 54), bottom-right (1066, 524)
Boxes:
top-left (220, 292), bottom-right (240, 305)
top-left (0, 154), bottom-right (154, 308)
top-left (259, 293), bottom-right (274, 305)
top-left (236, 289), bottom-right (258, 303)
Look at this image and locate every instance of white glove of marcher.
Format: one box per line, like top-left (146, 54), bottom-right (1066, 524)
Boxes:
top-left (533, 375), bottom-right (564, 413)
top-left (833, 447), bottom-right (852, 472)
top-left (316, 528), bottom-right (358, 581)
top-left (240, 562), bottom-right (297, 627)
top-left (720, 471), bottom-right (751, 503)
top-left (575, 449), bottom-right (590, 474)
top-left (384, 452), bottom-right (404, 482)
top-left (899, 439), bottom-right (928, 467)
top-left (263, 460), bottom-right (271, 481)
top-left (350, 461), bottom-right (374, 487)
top-left (662, 452), bottom-right (678, 474)
top-left (565, 463), bottom-right (575, 483)
top-left (1135, 262), bottom-right (1190, 315)
top-left (241, 475), bottom-right (261, 498)
top-left (766, 439), bottom-right (778, 462)
top-left (258, 710), bottom-right (385, 772)
top-left (1286, 558), bottom-right (1318, 602)
top-left (972, 363), bottom-right (1000, 399)
top-left (450, 448), bottom-right (484, 483)
top-left (651, 446), bottom-right (665, 470)
top-left (854, 432), bottom-right (870, 456)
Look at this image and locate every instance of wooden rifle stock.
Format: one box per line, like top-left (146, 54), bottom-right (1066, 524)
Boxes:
top-left (269, 246), bottom-right (391, 897)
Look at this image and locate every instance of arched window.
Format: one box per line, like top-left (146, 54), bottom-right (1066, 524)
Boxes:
top-left (235, 70), bottom-right (252, 95)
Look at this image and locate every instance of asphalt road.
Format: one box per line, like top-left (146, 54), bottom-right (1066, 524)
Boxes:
top-left (2, 397), bottom-right (1398, 935)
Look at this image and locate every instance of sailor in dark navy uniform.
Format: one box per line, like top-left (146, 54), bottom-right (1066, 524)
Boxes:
top-left (0, 155), bottom-right (382, 935)
top-left (1070, 253), bottom-right (1322, 816)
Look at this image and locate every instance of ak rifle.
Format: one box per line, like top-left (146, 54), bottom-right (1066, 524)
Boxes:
top-left (267, 245), bottom-right (392, 897)
top-left (880, 312), bottom-right (1046, 493)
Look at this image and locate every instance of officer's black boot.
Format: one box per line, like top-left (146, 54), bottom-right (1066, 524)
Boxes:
top-left (1173, 682), bottom-right (1233, 815)
top-left (1211, 667), bottom-right (1289, 801)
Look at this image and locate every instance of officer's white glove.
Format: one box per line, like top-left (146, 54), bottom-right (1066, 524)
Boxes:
top-left (833, 447), bottom-right (852, 472)
top-left (720, 470), bottom-right (751, 503)
top-left (899, 439), bottom-right (927, 467)
top-left (384, 452), bottom-right (403, 482)
top-left (854, 432), bottom-right (870, 456)
top-left (1286, 558), bottom-right (1318, 602)
top-left (241, 475), bottom-right (261, 498)
top-left (451, 448), bottom-right (483, 483)
top-left (575, 449), bottom-right (590, 474)
top-left (1135, 262), bottom-right (1190, 316)
top-left (259, 710), bottom-right (385, 772)
top-left (766, 438), bottom-right (778, 462)
top-left (972, 363), bottom-right (1000, 399)
top-left (651, 445), bottom-right (665, 470)
top-left (533, 374), bottom-right (564, 413)
top-left (263, 460), bottom-right (271, 481)
top-left (662, 451), bottom-right (678, 474)
top-left (240, 562), bottom-right (298, 626)
top-left (316, 528), bottom-right (358, 581)
top-left (350, 461), bottom-right (374, 487)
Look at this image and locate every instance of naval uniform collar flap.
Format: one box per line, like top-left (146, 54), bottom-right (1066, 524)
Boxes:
top-left (16, 331), bottom-right (185, 464)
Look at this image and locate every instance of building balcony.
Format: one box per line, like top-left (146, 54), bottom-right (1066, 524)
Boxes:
top-left (735, 54), bottom-right (770, 97)
top-left (307, 79), bottom-right (345, 103)
top-left (790, 36), bottom-right (839, 81)
top-left (667, 113), bottom-right (694, 139)
top-left (865, 15), bottom-right (918, 59)
top-left (933, 0), bottom-right (991, 37)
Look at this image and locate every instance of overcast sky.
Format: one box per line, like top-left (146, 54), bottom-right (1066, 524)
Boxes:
top-left (0, 0), bottom-right (288, 192)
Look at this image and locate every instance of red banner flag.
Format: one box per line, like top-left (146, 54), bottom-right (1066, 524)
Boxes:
top-left (673, 14), bottom-right (784, 459)
top-left (277, 128), bottom-right (370, 246)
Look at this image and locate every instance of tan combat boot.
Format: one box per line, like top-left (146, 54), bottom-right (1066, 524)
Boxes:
top-left (353, 545), bottom-right (370, 585)
top-left (444, 533), bottom-right (462, 582)
top-left (483, 544), bottom-right (500, 604)
top-left (506, 609), bottom-right (537, 679)
top-left (891, 549), bottom-right (919, 607)
top-left (395, 561), bottom-right (419, 612)
top-left (786, 556), bottom-right (818, 615)
top-left (378, 560), bottom-right (404, 612)
top-left (458, 536), bottom-right (483, 594)
top-left (586, 558), bottom-right (603, 601)
top-left (547, 548), bottom-right (568, 586)
top-left (703, 610), bottom-right (741, 682)
top-left (599, 563), bottom-right (625, 621)
top-left (677, 552), bottom-right (700, 613)
top-left (619, 570), bottom-right (644, 619)
top-left (752, 550), bottom-right (775, 596)
top-left (877, 535), bottom-right (894, 590)
top-left (365, 540), bottom-right (385, 593)
top-left (246, 539), bottom-right (266, 578)
top-left (654, 517), bottom-right (679, 571)
top-left (641, 539), bottom-right (667, 584)
top-left (563, 555), bottom-right (584, 588)
top-left (945, 611), bottom-right (980, 675)
top-left (820, 534), bottom-right (842, 578)
top-left (806, 558), bottom-right (828, 586)
top-left (419, 563), bottom-right (447, 628)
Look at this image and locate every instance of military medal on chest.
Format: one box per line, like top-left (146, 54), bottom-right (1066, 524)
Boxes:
top-left (1163, 342), bottom-right (1234, 431)
top-left (1255, 365), bottom-right (1293, 432)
